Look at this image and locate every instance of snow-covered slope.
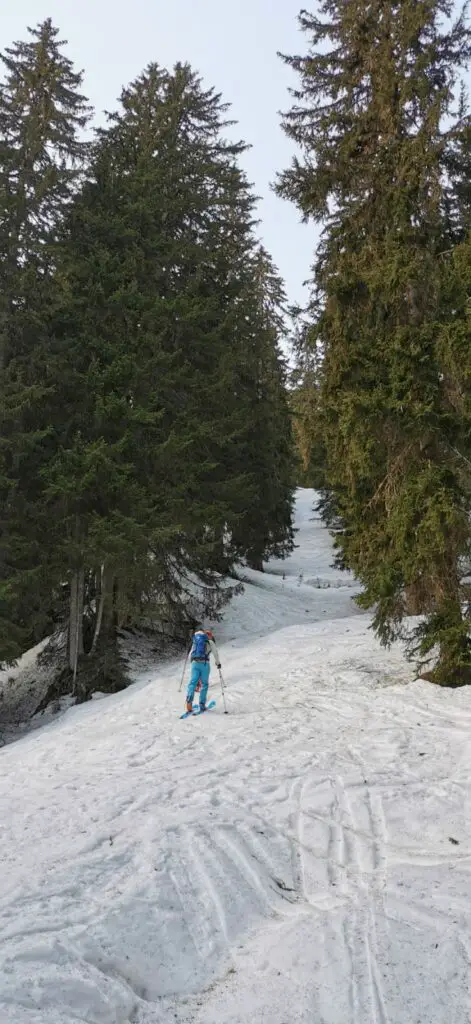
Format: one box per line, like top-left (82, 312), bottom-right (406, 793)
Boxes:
top-left (1, 490), bottom-right (471, 1024)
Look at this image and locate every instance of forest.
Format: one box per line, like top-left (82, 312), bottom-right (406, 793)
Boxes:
top-left (2, 0), bottom-right (471, 700)
top-left (0, 20), bottom-right (295, 700)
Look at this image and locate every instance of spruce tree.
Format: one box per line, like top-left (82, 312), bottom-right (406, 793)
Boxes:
top-left (278, 2), bottom-right (471, 683)
top-left (230, 247), bottom-right (296, 570)
top-left (0, 20), bottom-right (91, 664)
top-left (289, 318), bottom-right (327, 489)
top-left (44, 63), bottom-right (269, 695)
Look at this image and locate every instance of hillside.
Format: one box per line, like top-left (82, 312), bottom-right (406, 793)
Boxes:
top-left (1, 490), bottom-right (470, 1024)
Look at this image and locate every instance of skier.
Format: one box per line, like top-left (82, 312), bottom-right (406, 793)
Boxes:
top-left (185, 627), bottom-right (221, 714)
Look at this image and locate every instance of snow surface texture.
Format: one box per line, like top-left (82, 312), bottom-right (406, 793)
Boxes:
top-left (0, 637), bottom-right (64, 744)
top-left (1, 489), bottom-right (471, 1024)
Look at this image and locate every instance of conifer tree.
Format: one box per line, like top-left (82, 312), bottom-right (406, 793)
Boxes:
top-left (44, 63), bottom-right (272, 694)
top-left (230, 246), bottom-right (295, 570)
top-left (278, 2), bottom-right (471, 683)
top-left (0, 21), bottom-right (91, 664)
top-left (289, 319), bottom-right (327, 489)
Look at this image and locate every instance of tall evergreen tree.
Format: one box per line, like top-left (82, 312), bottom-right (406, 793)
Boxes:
top-left (230, 246), bottom-right (296, 570)
top-left (278, 2), bottom-right (471, 683)
top-left (289, 318), bottom-right (327, 489)
top-left (43, 63), bottom-right (275, 695)
top-left (0, 20), bottom-right (91, 664)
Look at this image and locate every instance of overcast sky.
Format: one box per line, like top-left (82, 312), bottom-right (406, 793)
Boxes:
top-left (2, 0), bottom-right (316, 307)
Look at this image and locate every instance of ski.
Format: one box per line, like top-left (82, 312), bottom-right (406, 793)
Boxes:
top-left (192, 700), bottom-right (216, 716)
top-left (180, 700), bottom-right (216, 720)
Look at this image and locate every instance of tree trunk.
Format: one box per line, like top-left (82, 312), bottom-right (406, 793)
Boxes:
top-left (76, 569), bottom-right (127, 699)
top-left (403, 581), bottom-right (432, 615)
top-left (421, 593), bottom-right (471, 687)
top-left (90, 564), bottom-right (107, 654)
top-left (69, 567), bottom-right (84, 690)
top-left (102, 570), bottom-right (117, 633)
top-left (247, 554), bottom-right (264, 572)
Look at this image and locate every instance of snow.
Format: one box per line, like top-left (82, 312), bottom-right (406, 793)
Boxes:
top-left (1, 489), bottom-right (471, 1023)
top-left (0, 636), bottom-right (62, 745)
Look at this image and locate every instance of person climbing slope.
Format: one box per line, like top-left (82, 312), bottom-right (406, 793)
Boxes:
top-left (186, 627), bottom-right (221, 714)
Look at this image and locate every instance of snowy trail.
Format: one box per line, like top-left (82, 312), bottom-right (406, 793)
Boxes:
top-left (1, 491), bottom-right (471, 1023)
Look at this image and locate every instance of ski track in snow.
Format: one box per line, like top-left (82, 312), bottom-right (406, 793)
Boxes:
top-left (1, 490), bottom-right (471, 1023)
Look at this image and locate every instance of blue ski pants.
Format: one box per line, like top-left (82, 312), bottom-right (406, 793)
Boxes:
top-left (187, 661), bottom-right (210, 706)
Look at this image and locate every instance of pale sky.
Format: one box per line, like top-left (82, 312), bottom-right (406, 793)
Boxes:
top-left (1, 0), bottom-right (315, 308)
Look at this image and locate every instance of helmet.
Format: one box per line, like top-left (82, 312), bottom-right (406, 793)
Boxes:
top-left (206, 629), bottom-right (214, 640)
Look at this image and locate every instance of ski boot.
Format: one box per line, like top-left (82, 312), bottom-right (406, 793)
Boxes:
top-left (186, 701), bottom-right (193, 714)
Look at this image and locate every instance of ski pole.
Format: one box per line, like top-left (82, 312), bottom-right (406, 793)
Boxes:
top-left (179, 647), bottom-right (190, 692)
top-left (218, 667), bottom-right (228, 714)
